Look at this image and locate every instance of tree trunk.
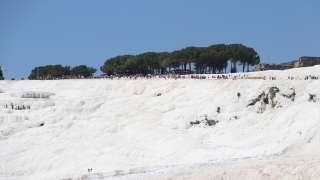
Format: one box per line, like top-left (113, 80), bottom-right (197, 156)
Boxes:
top-left (233, 61), bottom-right (237, 72)
top-left (202, 64), bottom-right (205, 74)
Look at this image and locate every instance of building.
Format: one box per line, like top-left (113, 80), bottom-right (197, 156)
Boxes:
top-left (253, 63), bottom-right (294, 71)
top-left (253, 56), bottom-right (320, 71)
top-left (294, 56), bottom-right (320, 67)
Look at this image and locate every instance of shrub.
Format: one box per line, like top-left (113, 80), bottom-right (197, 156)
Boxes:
top-left (39, 123), bottom-right (44, 127)
top-left (309, 94), bottom-right (314, 101)
top-left (21, 78), bottom-right (24, 80)
top-left (11, 78), bottom-right (15, 80)
top-left (217, 107), bottom-right (220, 113)
top-left (269, 87), bottom-right (279, 98)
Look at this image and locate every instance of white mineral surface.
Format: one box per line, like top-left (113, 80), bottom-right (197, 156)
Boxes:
top-left (0, 66), bottom-right (319, 180)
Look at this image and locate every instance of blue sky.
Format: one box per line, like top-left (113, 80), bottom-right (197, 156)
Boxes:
top-left (0, 0), bottom-right (319, 79)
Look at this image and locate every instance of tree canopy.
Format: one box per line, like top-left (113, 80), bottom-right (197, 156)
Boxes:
top-left (27, 43), bottom-right (259, 80)
top-left (28, 64), bottom-right (97, 80)
top-left (71, 65), bottom-right (97, 77)
top-left (100, 43), bottom-right (260, 75)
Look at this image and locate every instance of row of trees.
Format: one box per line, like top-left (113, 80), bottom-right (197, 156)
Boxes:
top-left (28, 65), bottom-right (97, 79)
top-left (100, 44), bottom-right (260, 75)
top-left (25, 43), bottom-right (259, 79)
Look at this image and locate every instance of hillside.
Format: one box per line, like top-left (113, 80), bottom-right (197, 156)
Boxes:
top-left (0, 66), bottom-right (320, 180)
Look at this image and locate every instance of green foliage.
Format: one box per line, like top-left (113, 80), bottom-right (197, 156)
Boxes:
top-left (237, 92), bottom-right (241, 97)
top-left (269, 88), bottom-right (279, 108)
top-left (28, 64), bottom-right (97, 79)
top-left (0, 76), bottom-right (4, 80)
top-left (100, 55), bottom-right (136, 75)
top-left (100, 44), bottom-right (260, 75)
top-left (71, 65), bottom-right (97, 77)
top-left (217, 107), bottom-right (220, 113)
top-left (11, 78), bottom-right (15, 80)
top-left (269, 87), bottom-right (279, 98)
top-left (28, 64), bottom-right (71, 80)
top-left (28, 44), bottom-right (260, 79)
top-left (229, 44), bottom-right (261, 72)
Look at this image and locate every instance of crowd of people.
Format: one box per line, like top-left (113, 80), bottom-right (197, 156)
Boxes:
top-left (285, 75), bottom-right (318, 80)
top-left (103, 73), bottom-right (253, 80)
top-left (304, 75), bottom-right (318, 80)
top-left (37, 75), bottom-right (96, 80)
top-left (36, 73), bottom-right (319, 81)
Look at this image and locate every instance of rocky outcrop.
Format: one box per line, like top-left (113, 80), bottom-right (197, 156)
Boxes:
top-left (281, 88), bottom-right (296, 101)
top-left (247, 92), bottom-right (266, 107)
top-left (247, 87), bottom-right (282, 113)
top-left (190, 118), bottom-right (219, 127)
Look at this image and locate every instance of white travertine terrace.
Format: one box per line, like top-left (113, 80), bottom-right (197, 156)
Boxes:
top-left (0, 66), bottom-right (319, 180)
